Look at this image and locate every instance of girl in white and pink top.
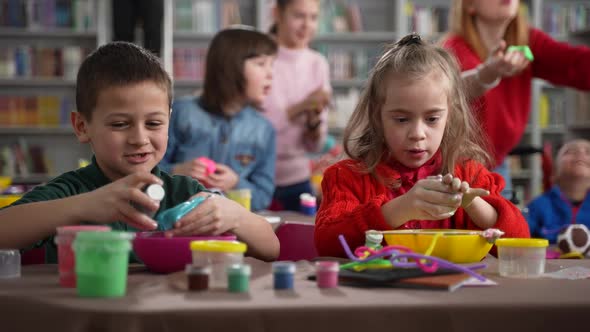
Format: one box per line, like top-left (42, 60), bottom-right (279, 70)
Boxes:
top-left (262, 0), bottom-right (332, 211)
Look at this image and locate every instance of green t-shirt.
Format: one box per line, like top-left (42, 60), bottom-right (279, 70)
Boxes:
top-left (9, 156), bottom-right (208, 263)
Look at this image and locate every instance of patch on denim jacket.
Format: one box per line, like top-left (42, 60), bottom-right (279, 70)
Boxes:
top-left (235, 154), bottom-right (255, 166)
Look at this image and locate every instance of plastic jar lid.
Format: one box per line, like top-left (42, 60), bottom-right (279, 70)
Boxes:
top-left (315, 261), bottom-right (339, 272)
top-left (75, 231), bottom-right (135, 242)
top-left (145, 183), bottom-right (165, 201)
top-left (185, 264), bottom-right (212, 275)
top-left (496, 238), bottom-right (549, 248)
top-left (56, 225), bottom-right (111, 235)
top-left (227, 263), bottom-right (252, 276)
top-left (190, 240), bottom-right (247, 253)
top-left (272, 261), bottom-right (296, 274)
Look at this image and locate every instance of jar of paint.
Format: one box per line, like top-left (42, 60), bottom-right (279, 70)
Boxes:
top-left (54, 225), bottom-right (111, 287)
top-left (227, 263), bottom-right (251, 293)
top-left (190, 240), bottom-right (247, 288)
top-left (315, 261), bottom-right (339, 288)
top-left (186, 264), bottom-right (211, 291)
top-left (73, 231), bottom-right (134, 297)
top-left (272, 261), bottom-right (296, 290)
top-left (0, 249), bottom-right (20, 278)
top-left (299, 193), bottom-right (317, 216)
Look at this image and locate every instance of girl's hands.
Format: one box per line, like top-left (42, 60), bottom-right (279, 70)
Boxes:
top-left (399, 177), bottom-right (463, 221)
top-left (205, 163), bottom-right (239, 192)
top-left (84, 172), bottom-right (161, 230)
top-left (437, 174), bottom-right (490, 208)
top-left (165, 193), bottom-right (243, 237)
top-left (172, 158), bottom-right (208, 181)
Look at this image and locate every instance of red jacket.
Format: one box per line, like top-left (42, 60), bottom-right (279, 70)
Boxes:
top-left (314, 157), bottom-right (530, 257)
top-left (444, 28), bottom-right (590, 167)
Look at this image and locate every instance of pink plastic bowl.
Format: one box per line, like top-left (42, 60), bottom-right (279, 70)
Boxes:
top-left (132, 231), bottom-right (237, 273)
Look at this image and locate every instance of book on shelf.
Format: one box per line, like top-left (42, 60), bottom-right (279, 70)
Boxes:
top-left (0, 0), bottom-right (96, 31)
top-left (173, 0), bottom-right (242, 33)
top-left (405, 3), bottom-right (449, 37)
top-left (0, 46), bottom-right (87, 80)
top-left (0, 95), bottom-right (71, 127)
top-left (543, 3), bottom-right (590, 36)
top-left (0, 138), bottom-right (50, 178)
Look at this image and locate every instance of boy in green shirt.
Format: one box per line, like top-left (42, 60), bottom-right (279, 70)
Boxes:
top-left (0, 42), bottom-right (279, 262)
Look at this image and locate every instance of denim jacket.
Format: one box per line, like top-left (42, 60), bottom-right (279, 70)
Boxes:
top-left (160, 96), bottom-right (276, 211)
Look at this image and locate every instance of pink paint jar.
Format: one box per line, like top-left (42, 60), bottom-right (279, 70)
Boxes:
top-left (54, 225), bottom-right (111, 287)
top-left (315, 261), bottom-right (339, 288)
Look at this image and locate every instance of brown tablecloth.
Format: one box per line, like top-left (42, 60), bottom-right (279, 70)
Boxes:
top-left (1, 258), bottom-right (589, 332)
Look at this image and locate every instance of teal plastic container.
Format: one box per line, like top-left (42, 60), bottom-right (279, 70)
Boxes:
top-left (72, 231), bottom-right (135, 298)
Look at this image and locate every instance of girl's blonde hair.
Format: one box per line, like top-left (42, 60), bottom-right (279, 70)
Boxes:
top-left (448, 0), bottom-right (529, 60)
top-left (343, 34), bottom-right (492, 180)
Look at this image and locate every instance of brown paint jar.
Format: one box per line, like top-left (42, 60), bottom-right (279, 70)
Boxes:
top-left (186, 264), bottom-right (211, 291)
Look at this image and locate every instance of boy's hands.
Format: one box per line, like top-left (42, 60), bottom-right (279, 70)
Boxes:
top-left (165, 193), bottom-right (242, 237)
top-left (84, 172), bottom-right (160, 230)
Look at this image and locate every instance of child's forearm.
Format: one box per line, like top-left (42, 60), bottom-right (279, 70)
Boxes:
top-left (232, 213), bottom-right (279, 261)
top-left (381, 196), bottom-right (411, 229)
top-left (0, 195), bottom-right (89, 249)
top-left (463, 197), bottom-right (498, 229)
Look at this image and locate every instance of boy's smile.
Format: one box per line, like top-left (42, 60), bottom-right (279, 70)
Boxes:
top-left (73, 81), bottom-right (170, 181)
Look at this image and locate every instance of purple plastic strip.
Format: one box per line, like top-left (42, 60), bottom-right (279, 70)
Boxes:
top-left (338, 235), bottom-right (487, 281)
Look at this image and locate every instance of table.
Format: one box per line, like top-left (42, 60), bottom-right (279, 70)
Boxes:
top-left (1, 258), bottom-right (588, 332)
top-left (258, 210), bottom-right (315, 230)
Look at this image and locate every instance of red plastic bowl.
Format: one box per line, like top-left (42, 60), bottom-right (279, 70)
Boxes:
top-left (132, 231), bottom-right (237, 273)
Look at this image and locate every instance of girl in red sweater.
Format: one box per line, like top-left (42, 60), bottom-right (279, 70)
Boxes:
top-left (314, 34), bottom-right (530, 257)
top-left (443, 0), bottom-right (590, 198)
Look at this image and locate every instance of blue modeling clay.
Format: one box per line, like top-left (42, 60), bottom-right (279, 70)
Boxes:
top-left (155, 196), bottom-right (208, 230)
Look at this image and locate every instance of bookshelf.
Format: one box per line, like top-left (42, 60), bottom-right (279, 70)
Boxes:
top-left (162, 0), bottom-right (450, 134)
top-left (511, 0), bottom-right (590, 205)
top-left (0, 0), bottom-right (109, 183)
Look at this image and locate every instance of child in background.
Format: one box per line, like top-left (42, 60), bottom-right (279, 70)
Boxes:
top-left (443, 0), bottom-right (590, 198)
top-left (262, 0), bottom-right (332, 211)
top-left (159, 28), bottom-right (277, 212)
top-left (314, 34), bottom-right (530, 257)
top-left (0, 42), bottom-right (279, 262)
top-left (526, 139), bottom-right (590, 243)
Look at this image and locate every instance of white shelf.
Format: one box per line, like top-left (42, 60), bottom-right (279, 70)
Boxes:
top-left (314, 32), bottom-right (397, 43)
top-left (0, 127), bottom-right (75, 135)
top-left (512, 170), bottom-right (532, 181)
top-left (332, 79), bottom-right (366, 89)
top-left (0, 28), bottom-right (97, 39)
top-left (0, 78), bottom-right (76, 88)
top-left (173, 31), bottom-right (215, 41)
top-left (540, 124), bottom-right (566, 134)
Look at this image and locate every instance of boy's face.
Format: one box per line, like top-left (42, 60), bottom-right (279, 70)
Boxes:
top-left (557, 140), bottom-right (590, 179)
top-left (72, 81), bottom-right (170, 181)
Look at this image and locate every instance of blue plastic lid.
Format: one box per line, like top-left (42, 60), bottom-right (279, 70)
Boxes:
top-left (272, 261), bottom-right (296, 274)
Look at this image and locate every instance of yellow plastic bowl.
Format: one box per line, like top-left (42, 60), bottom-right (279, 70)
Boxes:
top-left (381, 229), bottom-right (493, 263)
top-left (0, 195), bottom-right (21, 208)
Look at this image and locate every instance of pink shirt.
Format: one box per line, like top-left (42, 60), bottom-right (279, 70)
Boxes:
top-left (262, 46), bottom-right (332, 186)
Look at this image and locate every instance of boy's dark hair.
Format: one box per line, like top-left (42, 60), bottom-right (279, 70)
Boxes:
top-left (201, 27), bottom-right (277, 113)
top-left (76, 41), bottom-right (172, 120)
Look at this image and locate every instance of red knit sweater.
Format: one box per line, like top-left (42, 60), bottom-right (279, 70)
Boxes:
top-left (314, 157), bottom-right (530, 257)
top-left (444, 28), bottom-right (590, 167)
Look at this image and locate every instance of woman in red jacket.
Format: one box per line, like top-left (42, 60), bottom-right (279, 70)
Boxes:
top-left (442, 0), bottom-right (590, 198)
top-left (314, 34), bottom-right (530, 257)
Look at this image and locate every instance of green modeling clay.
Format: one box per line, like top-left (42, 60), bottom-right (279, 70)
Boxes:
top-left (507, 45), bottom-right (534, 61)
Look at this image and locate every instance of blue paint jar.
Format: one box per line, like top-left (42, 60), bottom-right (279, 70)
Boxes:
top-left (272, 261), bottom-right (296, 290)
